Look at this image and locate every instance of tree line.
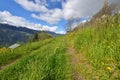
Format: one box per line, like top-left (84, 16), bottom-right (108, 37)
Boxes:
top-left (28, 31), bottom-right (52, 42)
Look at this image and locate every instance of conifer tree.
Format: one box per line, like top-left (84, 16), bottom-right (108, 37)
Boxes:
top-left (39, 31), bottom-right (52, 40)
top-left (33, 32), bottom-right (39, 42)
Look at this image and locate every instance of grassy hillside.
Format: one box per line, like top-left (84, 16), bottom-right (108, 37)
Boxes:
top-left (0, 23), bottom-right (61, 47)
top-left (0, 14), bottom-right (120, 80)
top-left (66, 14), bottom-right (120, 79)
top-left (0, 37), bottom-right (72, 80)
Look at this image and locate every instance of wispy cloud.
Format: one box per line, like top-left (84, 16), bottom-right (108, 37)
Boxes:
top-left (14, 0), bottom-right (48, 12)
top-left (14, 0), bottom-right (120, 24)
top-left (51, 0), bottom-right (63, 2)
top-left (5, 0), bottom-right (119, 32)
top-left (14, 0), bottom-right (105, 24)
top-left (56, 31), bottom-right (66, 34)
top-left (31, 8), bottom-right (62, 24)
top-left (14, 0), bottom-right (63, 24)
top-left (0, 11), bottom-right (57, 31)
top-left (62, 0), bottom-right (104, 19)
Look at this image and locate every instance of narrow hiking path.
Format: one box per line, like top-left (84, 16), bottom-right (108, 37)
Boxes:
top-left (68, 47), bottom-right (83, 80)
top-left (0, 57), bottom-right (21, 70)
top-left (0, 47), bottom-right (44, 71)
top-left (0, 51), bottom-right (36, 71)
top-left (0, 40), bottom-right (53, 71)
top-left (67, 45), bottom-right (93, 80)
top-left (0, 50), bottom-right (36, 71)
top-left (0, 38), bottom-right (72, 80)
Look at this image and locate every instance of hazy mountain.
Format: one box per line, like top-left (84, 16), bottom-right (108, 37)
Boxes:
top-left (0, 23), bottom-right (61, 47)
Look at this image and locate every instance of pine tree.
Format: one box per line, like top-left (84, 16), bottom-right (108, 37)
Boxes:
top-left (33, 32), bottom-right (39, 42)
top-left (39, 31), bottom-right (52, 40)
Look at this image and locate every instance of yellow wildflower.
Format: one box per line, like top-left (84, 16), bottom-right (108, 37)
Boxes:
top-left (107, 67), bottom-right (112, 72)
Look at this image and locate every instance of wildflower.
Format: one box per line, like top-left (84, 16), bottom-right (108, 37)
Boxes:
top-left (107, 67), bottom-right (112, 72)
top-left (101, 62), bottom-right (104, 65)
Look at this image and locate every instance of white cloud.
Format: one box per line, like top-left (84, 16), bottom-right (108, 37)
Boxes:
top-left (62, 0), bottom-right (105, 20)
top-left (63, 0), bottom-right (120, 20)
top-left (51, 0), bottom-right (61, 2)
top-left (110, 0), bottom-right (120, 4)
top-left (81, 20), bottom-right (87, 23)
top-left (0, 11), bottom-right (57, 32)
top-left (56, 31), bottom-right (66, 34)
top-left (14, 0), bottom-right (120, 24)
top-left (32, 8), bottom-right (63, 24)
top-left (14, 0), bottom-right (104, 23)
top-left (14, 0), bottom-right (48, 12)
top-left (38, 25), bottom-right (57, 31)
top-left (14, 0), bottom-right (63, 24)
top-left (35, 0), bottom-right (48, 6)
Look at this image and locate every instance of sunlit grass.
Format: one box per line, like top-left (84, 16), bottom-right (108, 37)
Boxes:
top-left (0, 39), bottom-right (52, 66)
top-left (0, 14), bottom-right (120, 80)
top-left (67, 14), bottom-right (120, 79)
top-left (0, 37), bottom-right (72, 80)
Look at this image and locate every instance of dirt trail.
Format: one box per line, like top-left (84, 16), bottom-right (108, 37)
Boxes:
top-left (0, 51), bottom-right (34, 71)
top-left (0, 57), bottom-right (21, 70)
top-left (0, 41), bottom-right (52, 71)
top-left (68, 47), bottom-right (83, 80)
top-left (68, 46), bottom-right (92, 80)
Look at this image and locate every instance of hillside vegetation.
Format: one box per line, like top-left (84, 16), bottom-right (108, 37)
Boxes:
top-left (0, 13), bottom-right (120, 80)
top-left (0, 23), bottom-right (60, 47)
top-left (66, 13), bottom-right (120, 79)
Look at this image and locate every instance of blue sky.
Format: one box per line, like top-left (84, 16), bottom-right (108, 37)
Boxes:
top-left (0, 0), bottom-right (68, 34)
top-left (0, 0), bottom-right (119, 34)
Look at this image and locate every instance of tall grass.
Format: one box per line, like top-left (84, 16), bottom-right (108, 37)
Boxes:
top-left (0, 14), bottom-right (120, 80)
top-left (0, 37), bottom-right (72, 80)
top-left (0, 39), bottom-right (52, 66)
top-left (67, 14), bottom-right (120, 79)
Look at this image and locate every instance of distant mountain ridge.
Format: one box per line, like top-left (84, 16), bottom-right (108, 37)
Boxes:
top-left (0, 23), bottom-right (61, 47)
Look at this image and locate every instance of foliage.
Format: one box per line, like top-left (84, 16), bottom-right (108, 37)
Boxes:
top-left (0, 37), bottom-right (72, 80)
top-left (0, 8), bottom-right (120, 80)
top-left (0, 39), bottom-right (52, 66)
top-left (67, 13), bottom-right (120, 79)
top-left (33, 32), bottom-right (39, 42)
top-left (0, 24), bottom-right (35, 47)
top-left (39, 31), bottom-right (52, 41)
top-left (0, 23), bottom-right (60, 47)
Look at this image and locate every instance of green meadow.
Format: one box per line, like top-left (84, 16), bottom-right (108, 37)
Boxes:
top-left (0, 14), bottom-right (120, 80)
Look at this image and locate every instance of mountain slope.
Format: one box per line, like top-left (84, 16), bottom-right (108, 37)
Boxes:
top-left (0, 23), bottom-right (60, 47)
top-left (0, 37), bottom-right (72, 80)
